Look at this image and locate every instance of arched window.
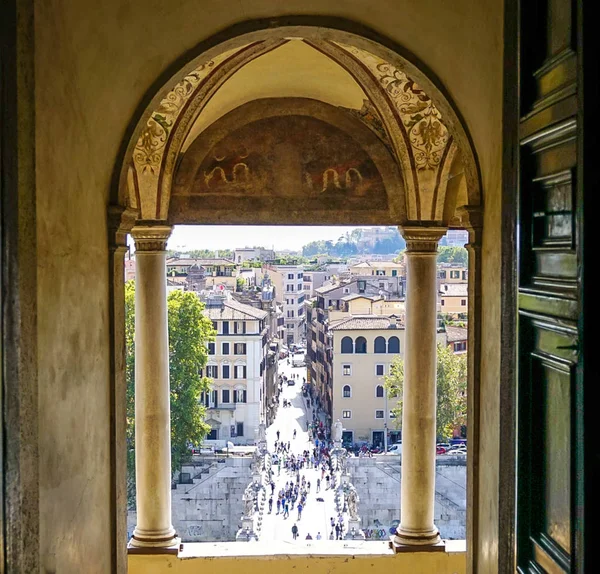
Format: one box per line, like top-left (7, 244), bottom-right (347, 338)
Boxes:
top-left (376, 385), bottom-right (384, 398)
top-left (355, 336), bottom-right (367, 354)
top-left (374, 336), bottom-right (386, 353)
top-left (388, 336), bottom-right (400, 354)
top-left (341, 336), bottom-right (354, 354)
top-left (343, 385), bottom-right (352, 398)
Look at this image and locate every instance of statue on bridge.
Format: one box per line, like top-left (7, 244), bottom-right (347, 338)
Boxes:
top-left (333, 419), bottom-right (343, 445)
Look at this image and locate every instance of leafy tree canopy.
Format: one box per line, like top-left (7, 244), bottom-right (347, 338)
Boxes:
top-left (383, 343), bottom-right (467, 441)
top-left (437, 246), bottom-right (468, 265)
top-left (125, 281), bottom-right (216, 507)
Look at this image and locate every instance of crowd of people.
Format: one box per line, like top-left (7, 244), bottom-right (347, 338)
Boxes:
top-left (263, 361), bottom-right (348, 542)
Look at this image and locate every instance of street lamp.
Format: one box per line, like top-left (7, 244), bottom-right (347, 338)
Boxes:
top-left (384, 388), bottom-right (388, 454)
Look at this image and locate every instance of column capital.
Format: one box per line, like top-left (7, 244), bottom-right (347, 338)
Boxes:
top-left (398, 225), bottom-right (447, 253)
top-left (131, 224), bottom-right (172, 252)
top-left (108, 205), bottom-right (138, 251)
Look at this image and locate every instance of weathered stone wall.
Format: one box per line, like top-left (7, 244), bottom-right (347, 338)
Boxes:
top-left (347, 457), bottom-right (466, 540)
top-left (128, 457), bottom-right (252, 542)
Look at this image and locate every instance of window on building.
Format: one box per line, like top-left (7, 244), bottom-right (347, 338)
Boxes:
top-left (207, 429), bottom-right (218, 440)
top-left (374, 336), bottom-right (386, 353)
top-left (207, 365), bottom-right (218, 378)
top-left (222, 342), bottom-right (230, 355)
top-left (288, 274), bottom-right (294, 280)
top-left (358, 280), bottom-right (366, 293)
top-left (233, 321), bottom-right (246, 334)
top-left (376, 364), bottom-right (385, 376)
top-left (234, 365), bottom-right (247, 379)
top-left (298, 273), bottom-right (303, 279)
top-left (287, 285), bottom-right (293, 291)
top-left (343, 288), bottom-right (350, 294)
top-left (376, 385), bottom-right (384, 398)
top-left (392, 270), bottom-right (397, 277)
top-left (343, 364), bottom-right (351, 376)
top-left (388, 336), bottom-right (400, 354)
top-left (461, 299), bottom-right (467, 306)
top-left (212, 321), bottom-right (218, 331)
top-left (222, 321), bottom-right (230, 334)
top-left (211, 390), bottom-right (218, 408)
top-left (287, 323), bottom-right (294, 330)
top-left (342, 410), bottom-right (352, 419)
top-left (222, 389), bottom-right (230, 403)
top-left (454, 341), bottom-right (467, 352)
top-left (341, 336), bottom-right (353, 353)
top-left (450, 270), bottom-right (460, 279)
top-left (287, 310), bottom-right (294, 318)
top-left (441, 300), bottom-right (446, 306)
top-left (236, 422), bottom-right (244, 437)
top-left (234, 343), bottom-right (246, 355)
top-left (343, 385), bottom-right (351, 398)
top-left (375, 410), bottom-right (384, 419)
top-left (298, 308), bottom-right (304, 316)
top-left (233, 389), bottom-right (247, 403)
top-left (222, 365), bottom-right (230, 379)
top-left (379, 282), bottom-right (385, 289)
top-left (355, 336), bottom-right (367, 354)
top-left (439, 271), bottom-right (447, 279)
top-left (208, 342), bottom-right (215, 355)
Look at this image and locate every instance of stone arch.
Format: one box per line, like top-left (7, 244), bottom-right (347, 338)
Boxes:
top-left (114, 19), bottom-right (482, 228)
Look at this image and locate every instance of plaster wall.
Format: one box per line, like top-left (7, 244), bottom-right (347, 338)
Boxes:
top-left (32, 0), bottom-right (502, 571)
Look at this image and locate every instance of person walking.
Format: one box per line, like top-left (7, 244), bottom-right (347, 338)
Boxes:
top-left (291, 523), bottom-right (299, 540)
top-left (316, 478), bottom-right (321, 493)
top-left (293, 428), bottom-right (297, 439)
top-left (297, 502), bottom-right (303, 520)
top-left (276, 430), bottom-right (280, 441)
top-left (276, 498), bottom-right (281, 515)
top-left (268, 496), bottom-right (273, 513)
top-left (284, 501), bottom-right (290, 518)
top-left (316, 532), bottom-right (322, 540)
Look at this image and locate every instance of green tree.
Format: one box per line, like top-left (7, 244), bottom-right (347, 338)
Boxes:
top-left (125, 281), bottom-right (216, 508)
top-left (383, 343), bottom-right (467, 441)
top-left (437, 246), bottom-right (468, 265)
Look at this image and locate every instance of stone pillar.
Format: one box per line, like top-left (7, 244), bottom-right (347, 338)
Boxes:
top-left (394, 226), bottom-right (446, 547)
top-left (129, 225), bottom-right (179, 550)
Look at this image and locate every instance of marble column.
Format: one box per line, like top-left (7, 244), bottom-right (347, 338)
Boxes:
top-left (129, 225), bottom-right (178, 550)
top-left (394, 226), bottom-right (446, 547)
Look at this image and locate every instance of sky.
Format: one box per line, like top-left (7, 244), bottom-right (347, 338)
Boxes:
top-left (165, 225), bottom-right (364, 252)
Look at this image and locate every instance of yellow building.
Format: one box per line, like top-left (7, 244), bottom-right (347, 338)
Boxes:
top-left (439, 283), bottom-right (468, 314)
top-left (348, 260), bottom-right (405, 277)
top-left (330, 316), bottom-right (445, 447)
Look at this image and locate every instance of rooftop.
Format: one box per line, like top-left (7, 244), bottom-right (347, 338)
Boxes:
top-left (329, 314), bottom-right (404, 331)
top-left (440, 283), bottom-right (468, 296)
top-left (445, 326), bottom-right (468, 342)
top-left (203, 299), bottom-right (268, 321)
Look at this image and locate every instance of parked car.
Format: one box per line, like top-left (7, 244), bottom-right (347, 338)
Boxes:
top-left (436, 445), bottom-right (447, 454)
top-left (446, 446), bottom-right (467, 456)
top-left (386, 443), bottom-right (402, 455)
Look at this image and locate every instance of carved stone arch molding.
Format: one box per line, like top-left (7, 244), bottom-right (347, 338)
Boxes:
top-left (114, 18), bottom-right (482, 228)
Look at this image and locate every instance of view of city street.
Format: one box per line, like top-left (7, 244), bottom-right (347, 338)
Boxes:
top-left (260, 359), bottom-right (342, 542)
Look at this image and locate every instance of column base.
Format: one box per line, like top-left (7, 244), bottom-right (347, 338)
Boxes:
top-left (391, 526), bottom-right (441, 548)
top-left (128, 526), bottom-right (179, 552)
top-left (128, 537), bottom-right (180, 555)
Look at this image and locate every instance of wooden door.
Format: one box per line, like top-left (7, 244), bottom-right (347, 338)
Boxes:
top-left (513, 1), bottom-right (597, 572)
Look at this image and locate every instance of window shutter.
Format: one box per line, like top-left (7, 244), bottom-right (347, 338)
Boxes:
top-left (243, 366), bottom-right (247, 379)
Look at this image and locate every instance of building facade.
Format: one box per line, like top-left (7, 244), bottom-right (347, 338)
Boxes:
top-left (201, 299), bottom-right (269, 446)
top-left (329, 317), bottom-right (447, 448)
top-left (263, 263), bottom-right (306, 345)
top-left (233, 247), bottom-right (276, 264)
